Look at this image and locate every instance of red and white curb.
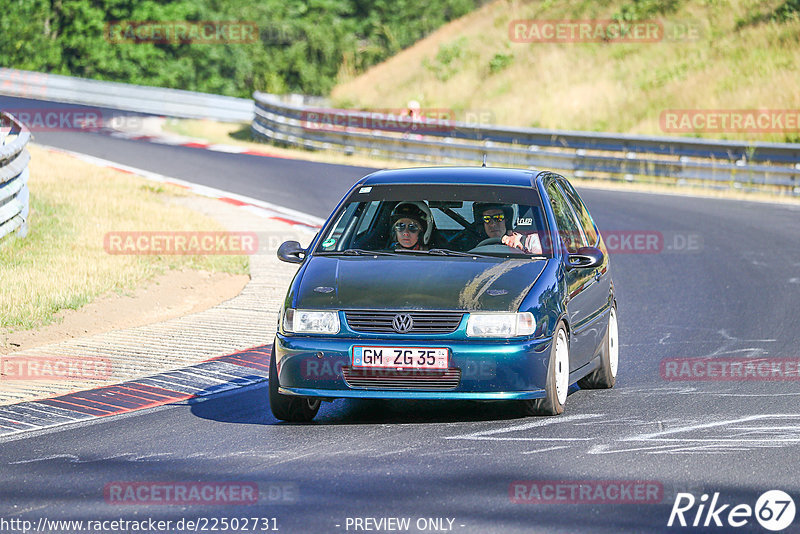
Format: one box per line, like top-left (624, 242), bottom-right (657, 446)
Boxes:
top-left (37, 143), bottom-right (324, 230)
top-left (0, 146), bottom-right (325, 438)
top-left (0, 348), bottom-right (272, 440)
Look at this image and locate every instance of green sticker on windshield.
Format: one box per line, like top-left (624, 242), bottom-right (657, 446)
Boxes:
top-left (322, 238), bottom-right (336, 248)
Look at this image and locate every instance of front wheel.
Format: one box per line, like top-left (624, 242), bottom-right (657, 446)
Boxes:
top-left (521, 322), bottom-right (569, 416)
top-left (269, 343), bottom-right (320, 422)
top-left (578, 304), bottom-right (618, 389)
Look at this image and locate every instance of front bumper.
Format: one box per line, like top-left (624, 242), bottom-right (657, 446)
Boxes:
top-left (274, 333), bottom-right (553, 400)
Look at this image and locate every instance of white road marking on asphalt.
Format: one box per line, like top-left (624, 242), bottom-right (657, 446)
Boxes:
top-left (710, 392), bottom-right (800, 397)
top-left (617, 386), bottom-right (699, 396)
top-left (127, 452), bottom-right (175, 462)
top-left (4, 504), bottom-right (51, 517)
top-left (588, 443), bottom-right (681, 454)
top-left (572, 417), bottom-right (652, 426)
top-left (704, 329), bottom-right (776, 357)
top-left (443, 413), bottom-right (603, 441)
top-left (8, 454), bottom-right (80, 464)
top-left (624, 414), bottom-right (798, 440)
top-left (520, 446), bottom-right (570, 454)
top-left (588, 414), bottom-right (800, 454)
top-left (0, 415), bottom-right (38, 429)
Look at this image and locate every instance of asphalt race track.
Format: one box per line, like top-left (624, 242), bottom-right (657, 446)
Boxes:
top-left (2, 96), bottom-right (800, 533)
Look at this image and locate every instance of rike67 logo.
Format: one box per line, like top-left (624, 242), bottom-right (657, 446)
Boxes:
top-left (668, 490), bottom-right (796, 531)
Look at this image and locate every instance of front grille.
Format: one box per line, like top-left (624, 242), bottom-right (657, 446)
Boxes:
top-left (342, 367), bottom-right (461, 390)
top-left (345, 310), bottom-right (463, 334)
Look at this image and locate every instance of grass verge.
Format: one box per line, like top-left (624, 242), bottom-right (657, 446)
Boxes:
top-left (0, 145), bottom-right (248, 333)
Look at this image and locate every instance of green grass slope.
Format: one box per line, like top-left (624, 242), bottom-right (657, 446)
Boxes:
top-left (331, 0), bottom-right (800, 142)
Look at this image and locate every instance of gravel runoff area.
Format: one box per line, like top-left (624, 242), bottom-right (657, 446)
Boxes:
top-left (0, 195), bottom-right (316, 406)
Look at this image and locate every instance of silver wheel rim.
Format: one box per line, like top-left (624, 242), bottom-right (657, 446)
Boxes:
top-left (307, 398), bottom-right (320, 410)
top-left (608, 308), bottom-right (619, 377)
top-left (554, 329), bottom-right (569, 405)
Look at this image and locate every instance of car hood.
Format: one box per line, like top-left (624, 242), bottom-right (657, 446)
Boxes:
top-left (295, 256), bottom-right (547, 312)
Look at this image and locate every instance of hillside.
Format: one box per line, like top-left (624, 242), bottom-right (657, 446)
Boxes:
top-left (331, 0), bottom-right (800, 142)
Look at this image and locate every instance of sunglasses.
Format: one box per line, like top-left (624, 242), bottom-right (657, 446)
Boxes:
top-left (394, 222), bottom-right (421, 233)
top-left (482, 214), bottom-right (505, 223)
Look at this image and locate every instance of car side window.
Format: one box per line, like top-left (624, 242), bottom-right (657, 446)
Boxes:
top-left (558, 180), bottom-right (598, 245)
top-left (320, 202), bottom-right (361, 251)
top-left (545, 181), bottom-right (587, 253)
top-left (354, 201), bottom-right (381, 236)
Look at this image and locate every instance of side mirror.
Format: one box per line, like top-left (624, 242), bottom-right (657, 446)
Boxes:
top-left (277, 240), bottom-right (305, 264)
top-left (567, 246), bottom-right (604, 270)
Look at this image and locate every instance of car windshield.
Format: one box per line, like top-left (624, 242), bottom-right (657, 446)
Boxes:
top-left (315, 183), bottom-right (552, 258)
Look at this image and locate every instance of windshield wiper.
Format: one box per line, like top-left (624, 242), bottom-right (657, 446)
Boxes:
top-left (476, 252), bottom-right (549, 260)
top-left (315, 249), bottom-right (397, 256)
top-left (393, 248), bottom-right (493, 258)
top-left (428, 248), bottom-right (493, 258)
top-left (340, 248), bottom-right (397, 256)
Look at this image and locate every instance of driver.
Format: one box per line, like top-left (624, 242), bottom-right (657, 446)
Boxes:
top-left (474, 203), bottom-right (542, 255)
top-left (388, 201), bottom-right (432, 251)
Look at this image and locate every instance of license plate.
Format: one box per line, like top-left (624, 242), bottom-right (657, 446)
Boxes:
top-left (351, 346), bottom-right (449, 370)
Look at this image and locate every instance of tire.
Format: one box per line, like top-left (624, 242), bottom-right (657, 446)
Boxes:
top-left (269, 343), bottom-right (321, 422)
top-left (521, 322), bottom-right (569, 416)
top-left (578, 304), bottom-right (618, 389)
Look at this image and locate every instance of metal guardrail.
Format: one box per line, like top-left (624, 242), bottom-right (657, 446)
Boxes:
top-left (252, 92), bottom-right (800, 193)
top-left (0, 68), bottom-right (796, 192)
top-left (0, 68), bottom-right (253, 122)
top-left (0, 112), bottom-right (31, 242)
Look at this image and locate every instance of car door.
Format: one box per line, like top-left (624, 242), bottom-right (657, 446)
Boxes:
top-left (558, 178), bottom-right (611, 361)
top-left (544, 180), bottom-right (595, 370)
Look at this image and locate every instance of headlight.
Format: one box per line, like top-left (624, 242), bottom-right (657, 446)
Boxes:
top-left (283, 309), bottom-right (340, 334)
top-left (466, 312), bottom-right (536, 338)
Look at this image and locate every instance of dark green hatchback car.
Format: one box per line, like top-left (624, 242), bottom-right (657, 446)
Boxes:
top-left (271, 167), bottom-right (617, 421)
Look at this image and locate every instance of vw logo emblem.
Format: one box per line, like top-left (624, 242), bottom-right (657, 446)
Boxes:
top-left (392, 313), bottom-right (414, 333)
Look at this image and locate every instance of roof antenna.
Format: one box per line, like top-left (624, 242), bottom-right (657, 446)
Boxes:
top-left (481, 154), bottom-right (487, 167)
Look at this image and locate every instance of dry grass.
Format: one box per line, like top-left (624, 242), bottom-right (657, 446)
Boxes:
top-left (0, 145), bottom-right (248, 332)
top-left (331, 0), bottom-right (800, 143)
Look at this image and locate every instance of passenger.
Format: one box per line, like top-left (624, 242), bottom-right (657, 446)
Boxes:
top-left (388, 202), bottom-right (432, 251)
top-left (474, 202), bottom-right (542, 255)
